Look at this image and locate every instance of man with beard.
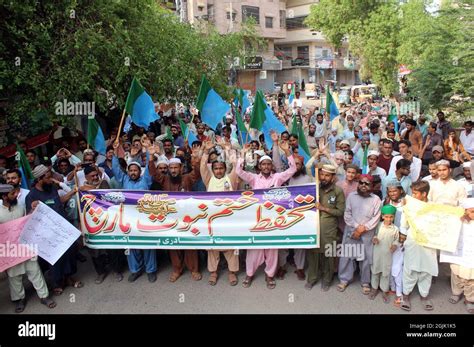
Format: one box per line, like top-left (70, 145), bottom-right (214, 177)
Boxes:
top-left (5, 169), bottom-right (29, 208)
top-left (272, 133), bottom-right (313, 280)
top-left (196, 123), bottom-right (210, 142)
top-left (400, 119), bottom-right (423, 157)
top-left (305, 123), bottom-right (318, 152)
top-left (25, 165), bottom-right (82, 295)
top-left (79, 166), bottom-right (126, 283)
top-left (0, 184), bottom-right (56, 312)
top-left (337, 174), bottom-right (382, 295)
top-left (310, 113), bottom-right (329, 142)
top-left (306, 165), bottom-right (345, 291)
top-left (149, 145), bottom-right (202, 282)
top-left (200, 141), bottom-right (240, 286)
top-left (111, 142), bottom-right (156, 282)
top-left (457, 161), bottom-right (474, 197)
top-left (389, 140), bottom-right (422, 182)
top-left (236, 139), bottom-right (297, 289)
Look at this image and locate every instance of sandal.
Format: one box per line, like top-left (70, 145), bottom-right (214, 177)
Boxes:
top-left (393, 296), bottom-right (402, 308)
top-left (276, 267), bottom-right (286, 280)
top-left (169, 271), bottom-right (182, 283)
top-left (368, 288), bottom-right (378, 300)
top-left (66, 278), bottom-right (84, 288)
top-left (242, 276), bottom-right (253, 288)
top-left (362, 285), bottom-right (371, 295)
top-left (382, 292), bottom-right (390, 304)
top-left (53, 287), bottom-right (64, 296)
top-left (448, 294), bottom-right (462, 304)
top-left (336, 282), bottom-right (348, 292)
top-left (191, 272), bottom-right (202, 281)
top-left (15, 298), bottom-right (26, 313)
top-left (421, 297), bottom-right (434, 311)
top-left (401, 295), bottom-right (411, 311)
top-left (228, 272), bottom-right (238, 286)
top-left (208, 272), bottom-right (218, 286)
top-left (40, 297), bottom-right (57, 309)
top-left (266, 276), bottom-right (276, 290)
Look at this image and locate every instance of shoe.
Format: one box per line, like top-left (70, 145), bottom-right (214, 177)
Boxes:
top-left (115, 272), bottom-right (124, 282)
top-left (128, 271), bottom-right (143, 282)
top-left (147, 272), bottom-right (157, 283)
top-left (305, 282), bottom-right (314, 291)
top-left (321, 282), bottom-right (330, 292)
top-left (295, 269), bottom-right (306, 281)
top-left (95, 273), bottom-right (107, 284)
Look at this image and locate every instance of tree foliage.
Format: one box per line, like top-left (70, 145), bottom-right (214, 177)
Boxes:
top-left (305, 0), bottom-right (473, 115)
top-left (0, 0), bottom-right (262, 133)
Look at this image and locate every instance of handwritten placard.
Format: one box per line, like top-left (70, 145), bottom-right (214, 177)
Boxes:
top-left (19, 202), bottom-right (81, 265)
top-left (440, 222), bottom-right (474, 268)
top-left (0, 215), bottom-right (35, 272)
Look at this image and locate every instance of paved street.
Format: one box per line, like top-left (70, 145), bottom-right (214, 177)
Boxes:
top-left (0, 252), bottom-right (468, 314)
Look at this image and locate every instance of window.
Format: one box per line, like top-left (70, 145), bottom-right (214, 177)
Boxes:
top-left (265, 17), bottom-right (273, 28)
top-left (207, 4), bottom-right (214, 19)
top-left (279, 10), bottom-right (286, 28)
top-left (295, 46), bottom-right (309, 66)
top-left (275, 46), bottom-right (293, 61)
top-left (242, 5), bottom-right (260, 24)
top-left (286, 15), bottom-right (308, 30)
top-left (226, 11), bottom-right (237, 21)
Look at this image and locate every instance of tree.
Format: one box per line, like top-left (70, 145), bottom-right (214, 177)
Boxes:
top-left (0, 0), bottom-right (262, 136)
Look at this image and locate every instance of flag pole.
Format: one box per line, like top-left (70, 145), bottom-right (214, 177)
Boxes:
top-left (115, 108), bottom-right (127, 146)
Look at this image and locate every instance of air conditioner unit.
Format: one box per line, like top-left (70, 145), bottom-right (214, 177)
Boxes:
top-left (260, 71), bottom-right (267, 79)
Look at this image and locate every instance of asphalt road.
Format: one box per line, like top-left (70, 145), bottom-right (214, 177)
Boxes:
top-left (0, 250), bottom-right (469, 315)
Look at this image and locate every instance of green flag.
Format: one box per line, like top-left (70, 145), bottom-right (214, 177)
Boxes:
top-left (196, 75), bottom-right (212, 113)
top-left (249, 91), bottom-right (267, 130)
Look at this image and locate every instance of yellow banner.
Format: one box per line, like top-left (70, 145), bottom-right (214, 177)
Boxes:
top-left (403, 196), bottom-right (464, 252)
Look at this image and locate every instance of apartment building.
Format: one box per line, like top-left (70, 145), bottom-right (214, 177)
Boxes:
top-left (174, 0), bottom-right (360, 92)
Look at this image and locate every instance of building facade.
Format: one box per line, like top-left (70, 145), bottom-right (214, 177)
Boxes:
top-left (175, 0), bottom-right (360, 92)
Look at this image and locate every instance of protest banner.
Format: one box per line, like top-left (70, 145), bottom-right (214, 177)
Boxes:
top-left (19, 202), bottom-right (81, 265)
top-left (403, 196), bottom-right (463, 252)
top-left (0, 215), bottom-right (35, 272)
top-left (79, 185), bottom-right (319, 250)
top-left (440, 222), bottom-right (474, 268)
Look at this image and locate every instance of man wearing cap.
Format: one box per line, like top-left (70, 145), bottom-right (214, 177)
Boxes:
top-left (367, 150), bottom-right (386, 179)
top-left (306, 164), bottom-right (345, 291)
top-left (400, 119), bottom-right (423, 157)
top-left (0, 184), bottom-right (57, 312)
top-left (236, 140), bottom-right (297, 289)
top-left (428, 160), bottom-right (467, 206)
top-left (149, 146), bottom-right (203, 283)
top-left (111, 142), bottom-right (157, 283)
top-left (420, 122), bottom-right (443, 162)
top-left (457, 161), bottom-right (474, 197)
top-left (382, 159), bottom-right (412, 199)
top-left (25, 165), bottom-right (81, 295)
top-left (337, 174), bottom-right (382, 294)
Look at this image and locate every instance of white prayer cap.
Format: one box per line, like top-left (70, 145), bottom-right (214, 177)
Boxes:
top-left (462, 161), bottom-right (472, 168)
top-left (226, 114), bottom-right (233, 120)
top-left (157, 159), bottom-right (169, 166)
top-left (258, 155), bottom-right (273, 164)
top-left (331, 128), bottom-right (338, 132)
top-left (254, 150), bottom-right (265, 157)
top-left (435, 159), bottom-right (450, 167)
top-left (461, 198), bottom-right (474, 209)
top-left (362, 127), bottom-right (370, 132)
top-left (367, 150), bottom-right (379, 158)
top-left (169, 158), bottom-right (182, 165)
top-left (127, 161), bottom-right (142, 171)
top-left (340, 140), bottom-right (351, 146)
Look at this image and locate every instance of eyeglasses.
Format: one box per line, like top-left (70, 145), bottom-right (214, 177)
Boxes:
top-left (359, 181), bottom-right (371, 186)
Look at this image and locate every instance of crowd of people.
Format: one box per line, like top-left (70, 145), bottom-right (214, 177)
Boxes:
top-left (0, 93), bottom-right (473, 314)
